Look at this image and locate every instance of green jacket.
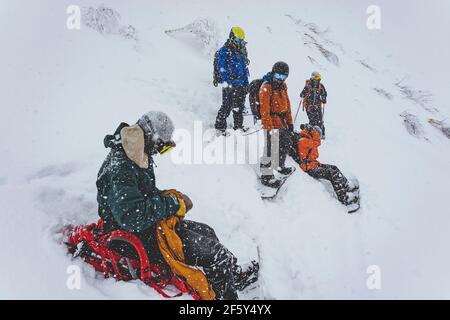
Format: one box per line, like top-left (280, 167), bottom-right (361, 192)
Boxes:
top-left (96, 123), bottom-right (180, 234)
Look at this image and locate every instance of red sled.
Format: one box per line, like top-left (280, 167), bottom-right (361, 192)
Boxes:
top-left (64, 220), bottom-right (201, 300)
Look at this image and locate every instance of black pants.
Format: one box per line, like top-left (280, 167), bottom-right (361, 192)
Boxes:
top-left (307, 164), bottom-right (348, 203)
top-left (215, 85), bottom-right (247, 131)
top-left (175, 220), bottom-right (239, 300)
top-left (260, 128), bottom-right (292, 176)
top-left (306, 106), bottom-right (325, 136)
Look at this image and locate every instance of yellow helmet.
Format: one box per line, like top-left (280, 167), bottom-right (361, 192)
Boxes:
top-left (231, 26), bottom-right (245, 40)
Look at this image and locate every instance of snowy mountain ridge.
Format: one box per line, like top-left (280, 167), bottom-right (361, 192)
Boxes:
top-left (1, 0), bottom-right (449, 299)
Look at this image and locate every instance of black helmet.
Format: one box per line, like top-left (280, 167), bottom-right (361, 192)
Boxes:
top-left (272, 61), bottom-right (289, 76)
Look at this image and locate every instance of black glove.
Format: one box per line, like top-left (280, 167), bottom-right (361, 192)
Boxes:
top-left (300, 123), bottom-right (312, 131)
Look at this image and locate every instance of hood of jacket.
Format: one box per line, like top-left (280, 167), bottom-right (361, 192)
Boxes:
top-left (104, 123), bottom-right (149, 169)
top-left (262, 72), bottom-right (273, 84)
top-left (262, 72), bottom-right (285, 92)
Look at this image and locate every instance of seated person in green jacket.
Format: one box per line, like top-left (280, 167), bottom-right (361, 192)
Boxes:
top-left (97, 111), bottom-right (258, 300)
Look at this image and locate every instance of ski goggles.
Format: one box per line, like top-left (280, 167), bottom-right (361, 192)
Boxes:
top-left (233, 38), bottom-right (247, 46)
top-left (154, 139), bottom-right (176, 155)
top-left (274, 73), bottom-right (288, 81)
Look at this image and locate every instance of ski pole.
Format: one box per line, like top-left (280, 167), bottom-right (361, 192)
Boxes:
top-left (322, 104), bottom-right (325, 137)
top-left (294, 99), bottom-right (302, 125)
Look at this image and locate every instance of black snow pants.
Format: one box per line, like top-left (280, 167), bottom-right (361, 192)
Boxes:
top-left (306, 105), bottom-right (325, 137)
top-left (215, 85), bottom-right (247, 131)
top-left (307, 164), bottom-right (349, 203)
top-left (260, 128), bottom-right (292, 177)
top-left (175, 219), bottom-right (239, 300)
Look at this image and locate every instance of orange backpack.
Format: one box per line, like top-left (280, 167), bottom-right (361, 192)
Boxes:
top-left (302, 80), bottom-right (324, 109)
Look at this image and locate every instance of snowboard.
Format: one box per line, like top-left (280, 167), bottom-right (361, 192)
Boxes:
top-left (240, 123), bottom-right (262, 136)
top-left (204, 126), bottom-right (259, 144)
top-left (241, 127), bottom-right (262, 136)
top-left (254, 166), bottom-right (296, 200)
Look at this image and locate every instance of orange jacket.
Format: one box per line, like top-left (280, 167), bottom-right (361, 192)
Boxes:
top-left (259, 82), bottom-right (292, 131)
top-left (297, 128), bottom-right (321, 171)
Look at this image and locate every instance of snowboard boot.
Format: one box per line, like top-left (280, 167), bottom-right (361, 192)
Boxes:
top-left (261, 175), bottom-right (282, 188)
top-left (344, 191), bottom-right (359, 205)
top-left (216, 129), bottom-right (231, 137)
top-left (233, 260), bottom-right (260, 291)
top-left (277, 167), bottom-right (294, 176)
top-left (347, 180), bottom-right (359, 193)
top-left (336, 186), bottom-right (350, 205)
top-left (336, 184), bottom-right (358, 205)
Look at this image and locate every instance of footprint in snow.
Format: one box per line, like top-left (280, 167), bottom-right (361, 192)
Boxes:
top-left (29, 162), bottom-right (81, 181)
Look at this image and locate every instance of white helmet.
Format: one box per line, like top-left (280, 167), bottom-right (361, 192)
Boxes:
top-left (312, 125), bottom-right (323, 138)
top-left (137, 111), bottom-right (175, 143)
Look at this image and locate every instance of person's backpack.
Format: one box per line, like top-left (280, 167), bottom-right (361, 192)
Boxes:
top-left (248, 79), bottom-right (274, 122)
top-left (302, 80), bottom-right (324, 107)
top-left (213, 50), bottom-right (222, 87)
top-left (248, 79), bottom-right (264, 120)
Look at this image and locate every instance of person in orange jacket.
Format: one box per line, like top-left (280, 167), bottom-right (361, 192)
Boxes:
top-left (290, 124), bottom-right (358, 205)
top-left (259, 61), bottom-right (295, 187)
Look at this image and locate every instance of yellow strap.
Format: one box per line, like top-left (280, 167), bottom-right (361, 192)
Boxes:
top-left (157, 216), bottom-right (216, 300)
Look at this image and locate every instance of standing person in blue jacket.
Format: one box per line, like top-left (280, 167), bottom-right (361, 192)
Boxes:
top-left (213, 26), bottom-right (250, 135)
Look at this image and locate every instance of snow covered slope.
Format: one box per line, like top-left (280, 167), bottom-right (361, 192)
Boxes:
top-left (1, 0), bottom-right (449, 299)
